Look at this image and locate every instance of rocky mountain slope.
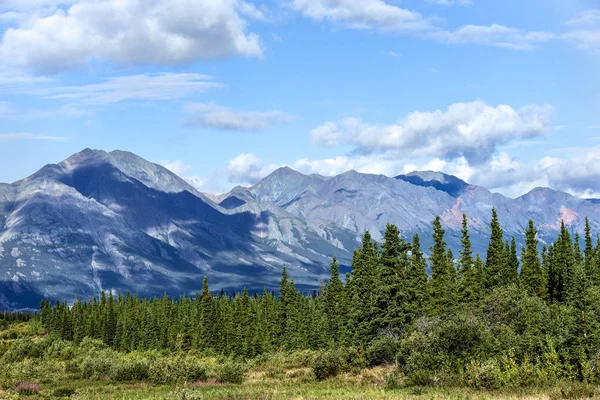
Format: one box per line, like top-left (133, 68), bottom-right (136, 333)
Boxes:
top-left (2, 148), bottom-right (600, 309)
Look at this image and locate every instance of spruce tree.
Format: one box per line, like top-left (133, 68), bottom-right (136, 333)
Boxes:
top-left (520, 220), bottom-right (545, 298)
top-left (324, 256), bottom-right (345, 344)
top-left (347, 231), bottom-right (379, 345)
top-left (485, 208), bottom-right (505, 288)
top-left (405, 234), bottom-right (429, 322)
top-left (457, 213), bottom-right (478, 304)
top-left (429, 216), bottom-right (455, 316)
top-left (375, 224), bottom-right (409, 334)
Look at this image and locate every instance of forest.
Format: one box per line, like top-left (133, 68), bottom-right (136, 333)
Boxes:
top-left (2, 209), bottom-right (600, 399)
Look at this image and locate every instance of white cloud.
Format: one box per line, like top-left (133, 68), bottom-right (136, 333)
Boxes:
top-left (226, 153), bottom-right (282, 184)
top-left (183, 103), bottom-right (295, 131)
top-left (386, 50), bottom-right (401, 57)
top-left (425, 0), bottom-right (472, 6)
top-left (0, 132), bottom-right (67, 141)
top-left (160, 160), bottom-right (192, 177)
top-left (311, 100), bottom-right (553, 164)
top-left (291, 0), bottom-right (557, 51)
top-left (429, 24), bottom-right (554, 50)
top-left (0, 102), bottom-right (91, 119)
top-left (0, 0), bottom-right (264, 74)
top-left (566, 9), bottom-right (600, 27)
top-left (291, 0), bottom-right (432, 32)
top-left (564, 29), bottom-right (600, 54)
top-left (539, 147), bottom-right (600, 198)
top-left (219, 145), bottom-right (600, 199)
top-left (563, 9), bottom-right (600, 54)
top-left (159, 159), bottom-right (213, 192)
top-left (35, 73), bottom-right (221, 105)
top-left (0, 69), bottom-right (51, 87)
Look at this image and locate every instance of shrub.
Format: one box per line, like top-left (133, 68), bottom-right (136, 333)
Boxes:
top-left (367, 336), bottom-right (398, 367)
top-left (109, 359), bottom-right (150, 382)
top-left (45, 340), bottom-right (76, 361)
top-left (148, 358), bottom-right (207, 385)
top-left (313, 350), bottom-right (347, 381)
top-left (215, 362), bottom-right (247, 384)
top-left (1, 338), bottom-right (43, 363)
top-left (13, 381), bottom-right (40, 395)
top-left (465, 359), bottom-right (503, 390)
top-left (404, 369), bottom-right (434, 387)
top-left (79, 354), bottom-right (112, 379)
top-left (383, 368), bottom-right (404, 390)
top-left (0, 359), bottom-right (62, 388)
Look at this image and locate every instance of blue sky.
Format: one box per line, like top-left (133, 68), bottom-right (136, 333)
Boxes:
top-left (0, 0), bottom-right (599, 197)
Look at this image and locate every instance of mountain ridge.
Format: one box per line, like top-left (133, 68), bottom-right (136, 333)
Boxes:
top-left (2, 148), bottom-right (600, 310)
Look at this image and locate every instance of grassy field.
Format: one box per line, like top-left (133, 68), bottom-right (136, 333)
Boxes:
top-left (1, 322), bottom-right (598, 400)
top-left (0, 375), bottom-right (589, 400)
top-left (0, 362), bottom-right (596, 400)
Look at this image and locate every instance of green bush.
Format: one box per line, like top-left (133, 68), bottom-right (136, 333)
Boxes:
top-left (1, 338), bottom-right (44, 362)
top-left (79, 354), bottom-right (113, 379)
top-left (366, 336), bottom-right (398, 367)
top-left (0, 359), bottom-right (62, 389)
top-left (383, 368), bottom-right (404, 390)
top-left (215, 362), bottom-right (247, 384)
top-left (148, 357), bottom-right (207, 385)
top-left (404, 369), bottom-right (434, 387)
top-left (45, 340), bottom-right (76, 361)
top-left (312, 349), bottom-right (347, 381)
top-left (109, 359), bottom-right (150, 382)
top-left (465, 359), bottom-right (503, 390)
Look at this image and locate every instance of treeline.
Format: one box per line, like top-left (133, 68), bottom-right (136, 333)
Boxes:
top-left (39, 210), bottom-right (600, 385)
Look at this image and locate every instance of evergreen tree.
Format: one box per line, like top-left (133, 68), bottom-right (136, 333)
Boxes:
top-left (485, 208), bottom-right (505, 288)
top-left (429, 216), bottom-right (455, 316)
top-left (347, 231), bottom-right (379, 345)
top-left (324, 256), bottom-right (345, 344)
top-left (584, 217), bottom-right (597, 284)
top-left (457, 213), bottom-right (478, 304)
top-left (375, 224), bottom-right (409, 334)
top-left (520, 220), bottom-right (545, 298)
top-left (405, 234), bottom-right (429, 322)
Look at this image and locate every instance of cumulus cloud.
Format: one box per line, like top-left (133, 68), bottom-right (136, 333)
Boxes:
top-left (539, 148), bottom-right (600, 198)
top-left (220, 145), bottom-right (600, 199)
top-left (35, 73), bottom-right (221, 105)
top-left (0, 0), bottom-right (264, 74)
top-left (291, 0), bottom-right (432, 32)
top-left (159, 159), bottom-right (212, 192)
top-left (0, 132), bottom-right (68, 141)
top-left (160, 160), bottom-right (192, 177)
top-left (183, 103), bottom-right (295, 131)
top-left (226, 153), bottom-right (279, 184)
top-left (311, 100), bottom-right (554, 164)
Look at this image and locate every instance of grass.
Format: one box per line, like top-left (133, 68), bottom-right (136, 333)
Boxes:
top-left (0, 321), bottom-right (597, 400)
top-left (0, 365), bottom-right (581, 399)
top-left (2, 379), bottom-right (564, 400)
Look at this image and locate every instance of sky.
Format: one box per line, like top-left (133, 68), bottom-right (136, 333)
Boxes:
top-left (0, 0), bottom-right (599, 198)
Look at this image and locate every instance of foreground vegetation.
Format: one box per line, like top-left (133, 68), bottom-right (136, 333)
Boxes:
top-left (3, 209), bottom-right (600, 398)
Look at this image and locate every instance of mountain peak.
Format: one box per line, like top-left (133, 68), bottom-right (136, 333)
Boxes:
top-left (396, 170), bottom-right (470, 197)
top-left (265, 166), bottom-right (307, 180)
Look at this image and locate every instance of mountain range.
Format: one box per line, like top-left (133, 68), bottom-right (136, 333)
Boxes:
top-left (1, 148), bottom-right (599, 310)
